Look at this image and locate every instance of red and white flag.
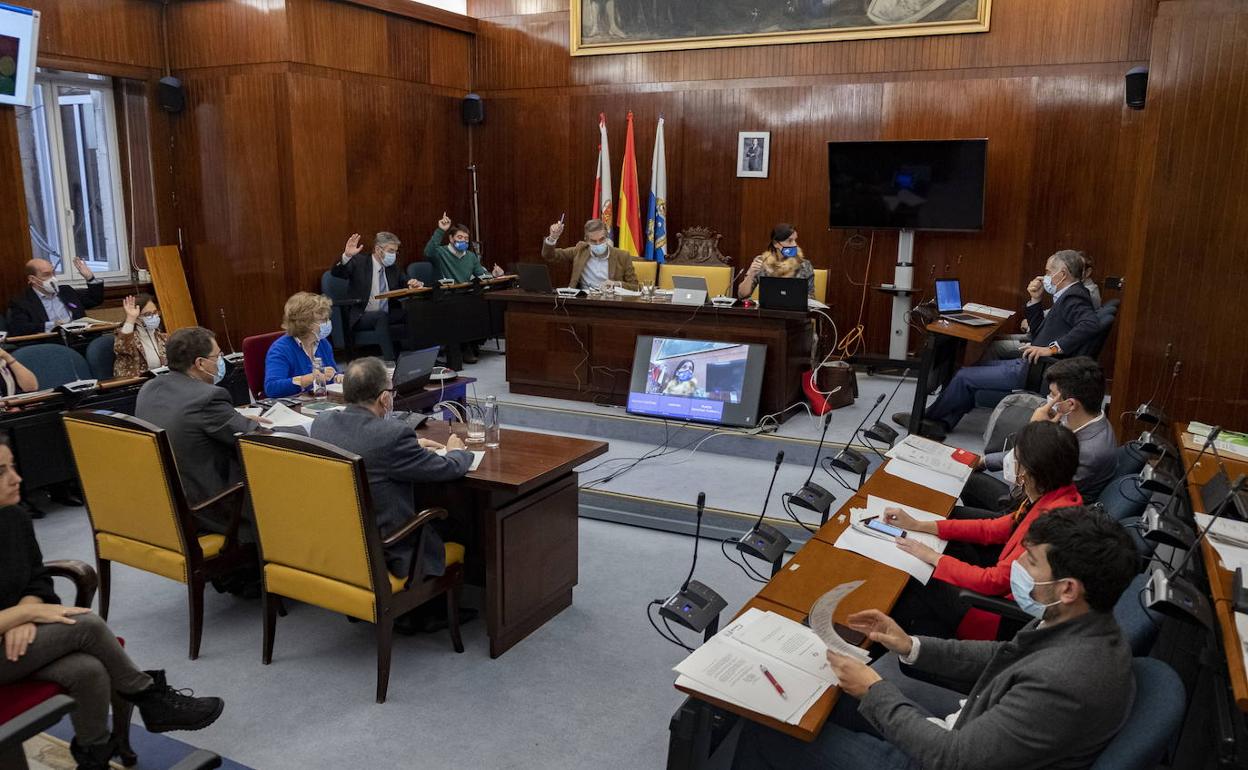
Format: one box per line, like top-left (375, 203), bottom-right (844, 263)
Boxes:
top-left (592, 113), bottom-right (613, 230)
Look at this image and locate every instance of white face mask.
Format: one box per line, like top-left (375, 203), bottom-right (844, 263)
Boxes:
top-left (1003, 449), bottom-right (1019, 487)
top-left (141, 315), bottom-right (161, 331)
top-left (38, 277), bottom-right (58, 296)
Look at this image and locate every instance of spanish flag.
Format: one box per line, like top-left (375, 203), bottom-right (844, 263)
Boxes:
top-left (616, 112), bottom-right (643, 257)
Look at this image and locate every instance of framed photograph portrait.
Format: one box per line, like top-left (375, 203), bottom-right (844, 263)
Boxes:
top-left (571, 1), bottom-right (991, 56)
top-left (737, 132), bottom-right (770, 179)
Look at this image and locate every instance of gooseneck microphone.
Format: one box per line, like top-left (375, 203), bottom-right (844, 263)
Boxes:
top-left (661, 491), bottom-right (727, 635)
top-left (683, 491), bottom-right (706, 591)
top-left (737, 451), bottom-right (791, 567)
top-left (790, 412), bottom-right (838, 520)
top-left (1143, 427), bottom-right (1221, 548)
top-left (832, 394), bottom-right (886, 481)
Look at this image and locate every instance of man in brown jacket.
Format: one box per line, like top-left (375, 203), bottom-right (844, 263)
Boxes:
top-left (541, 218), bottom-right (640, 291)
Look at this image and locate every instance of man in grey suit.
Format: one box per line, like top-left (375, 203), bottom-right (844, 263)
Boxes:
top-left (136, 326), bottom-right (264, 538)
top-left (734, 507), bottom-right (1139, 770)
top-left (310, 357), bottom-right (473, 581)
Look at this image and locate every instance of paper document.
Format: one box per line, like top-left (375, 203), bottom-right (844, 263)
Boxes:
top-left (832, 497), bottom-right (947, 583)
top-left (1235, 613), bottom-right (1248, 675)
top-left (723, 609), bottom-right (839, 680)
top-left (808, 582), bottom-right (872, 663)
top-left (1193, 513), bottom-right (1248, 574)
top-left (883, 458), bottom-right (966, 498)
top-left (807, 298), bottom-right (829, 310)
top-left (886, 435), bottom-right (977, 480)
top-left (436, 449), bottom-right (484, 471)
top-left (961, 302), bottom-right (1012, 318)
top-left (61, 316), bottom-right (108, 330)
top-left (261, 402), bottom-right (314, 430)
top-left (612, 288), bottom-right (641, 297)
top-left (674, 636), bottom-right (828, 724)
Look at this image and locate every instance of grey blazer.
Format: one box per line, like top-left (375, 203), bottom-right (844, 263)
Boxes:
top-left (135, 372), bottom-right (258, 510)
top-left (985, 414), bottom-right (1118, 500)
top-left (310, 405), bottom-right (472, 578)
top-left (858, 611), bottom-right (1135, 770)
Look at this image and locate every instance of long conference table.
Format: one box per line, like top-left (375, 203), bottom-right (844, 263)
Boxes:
top-left (668, 454), bottom-right (962, 766)
top-left (485, 289), bottom-right (813, 423)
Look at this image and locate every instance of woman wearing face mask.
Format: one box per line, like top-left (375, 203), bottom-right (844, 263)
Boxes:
top-left (737, 223), bottom-right (815, 299)
top-left (660, 359), bottom-right (700, 397)
top-left (882, 420), bottom-right (1083, 639)
top-left (0, 345), bottom-right (38, 399)
top-left (263, 292), bottom-right (341, 398)
top-left (113, 294), bottom-right (167, 378)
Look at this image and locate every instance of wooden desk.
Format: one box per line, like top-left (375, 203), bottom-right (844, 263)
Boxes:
top-left (417, 421), bottom-right (607, 657)
top-left (1174, 422), bottom-right (1248, 712)
top-left (486, 289), bottom-right (812, 422)
top-left (400, 279), bottom-right (516, 370)
top-left (907, 311), bottom-right (1013, 435)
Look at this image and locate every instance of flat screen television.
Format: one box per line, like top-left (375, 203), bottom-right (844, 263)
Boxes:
top-left (0, 3), bottom-right (40, 108)
top-left (827, 139), bottom-right (987, 231)
top-left (626, 336), bottom-right (767, 428)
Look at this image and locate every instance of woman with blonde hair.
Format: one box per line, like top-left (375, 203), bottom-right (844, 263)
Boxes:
top-left (263, 292), bottom-right (341, 398)
top-left (737, 223), bottom-right (815, 299)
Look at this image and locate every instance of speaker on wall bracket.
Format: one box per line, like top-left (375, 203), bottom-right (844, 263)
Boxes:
top-left (158, 76), bottom-right (185, 114)
top-left (1125, 67), bottom-right (1148, 110)
top-left (462, 93), bottom-right (484, 126)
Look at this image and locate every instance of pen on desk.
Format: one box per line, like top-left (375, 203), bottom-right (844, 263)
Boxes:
top-left (759, 665), bottom-right (787, 700)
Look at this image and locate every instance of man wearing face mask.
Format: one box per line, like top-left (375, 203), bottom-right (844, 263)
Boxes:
top-left (425, 214), bottom-right (502, 366)
top-left (7, 257), bottom-right (104, 336)
top-left (894, 249), bottom-right (1098, 440)
top-left (541, 217), bottom-right (640, 292)
top-left (733, 506), bottom-right (1138, 770)
top-left (332, 232), bottom-right (423, 362)
top-left (136, 327), bottom-right (267, 538)
top-left (311, 357), bottom-right (473, 588)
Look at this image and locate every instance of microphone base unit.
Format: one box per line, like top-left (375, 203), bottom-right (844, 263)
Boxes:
top-left (1133, 403), bottom-right (1166, 425)
top-left (790, 481), bottom-right (836, 522)
top-left (660, 579), bottom-right (727, 634)
top-left (1144, 566), bottom-right (1212, 629)
top-left (864, 421), bottom-right (899, 447)
top-left (1142, 507), bottom-right (1196, 549)
top-left (1136, 430), bottom-right (1176, 457)
top-left (736, 522), bottom-right (791, 565)
top-left (831, 448), bottom-right (870, 478)
top-left (1139, 464), bottom-right (1179, 495)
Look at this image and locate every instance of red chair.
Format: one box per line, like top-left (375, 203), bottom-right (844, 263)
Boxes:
top-left (0, 560), bottom-right (137, 767)
top-left (241, 331), bottom-right (283, 399)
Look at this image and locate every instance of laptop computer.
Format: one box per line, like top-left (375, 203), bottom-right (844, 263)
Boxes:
top-left (672, 275), bottom-right (709, 293)
top-left (758, 277), bottom-right (807, 312)
top-left (393, 346), bottom-right (442, 396)
top-left (935, 279), bottom-right (994, 326)
top-left (517, 263), bottom-right (554, 293)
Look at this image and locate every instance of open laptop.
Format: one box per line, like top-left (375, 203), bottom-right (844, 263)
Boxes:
top-left (393, 346), bottom-right (442, 396)
top-left (758, 277), bottom-right (807, 312)
top-left (935, 279), bottom-right (994, 326)
top-left (671, 275), bottom-right (709, 294)
top-left (517, 263), bottom-right (555, 293)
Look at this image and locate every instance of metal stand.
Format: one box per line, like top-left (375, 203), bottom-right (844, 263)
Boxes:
top-left (888, 228), bottom-right (916, 360)
top-left (468, 162), bottom-right (482, 257)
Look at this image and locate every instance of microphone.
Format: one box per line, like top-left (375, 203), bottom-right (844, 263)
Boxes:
top-left (790, 411), bottom-right (838, 521)
top-left (1135, 357), bottom-right (1180, 425)
top-left (831, 394), bottom-right (886, 484)
top-left (219, 307), bottom-right (237, 354)
top-left (1142, 426), bottom-right (1220, 547)
top-left (661, 491), bottom-right (726, 635)
top-left (737, 451), bottom-right (791, 567)
top-left (863, 369), bottom-right (909, 448)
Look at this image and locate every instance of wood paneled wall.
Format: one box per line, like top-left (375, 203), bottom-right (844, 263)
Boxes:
top-left (466, 0), bottom-right (1155, 361)
top-left (1109, 1), bottom-right (1248, 428)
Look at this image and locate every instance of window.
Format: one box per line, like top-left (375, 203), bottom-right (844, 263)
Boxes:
top-left (15, 70), bottom-right (131, 283)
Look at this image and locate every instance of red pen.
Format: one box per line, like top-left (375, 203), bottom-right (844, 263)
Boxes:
top-left (759, 665), bottom-right (787, 700)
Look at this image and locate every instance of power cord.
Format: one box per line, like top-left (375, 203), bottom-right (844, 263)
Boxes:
top-left (646, 599), bottom-right (694, 651)
top-left (720, 537), bottom-right (771, 583)
top-left (780, 492), bottom-right (818, 534)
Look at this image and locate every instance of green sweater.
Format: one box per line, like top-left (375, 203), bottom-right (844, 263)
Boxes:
top-left (424, 229), bottom-right (488, 283)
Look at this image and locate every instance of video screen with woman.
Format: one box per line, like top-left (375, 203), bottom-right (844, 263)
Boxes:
top-left (627, 336), bottom-right (766, 427)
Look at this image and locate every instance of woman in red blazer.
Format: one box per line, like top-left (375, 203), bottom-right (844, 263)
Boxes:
top-left (884, 420), bottom-right (1082, 638)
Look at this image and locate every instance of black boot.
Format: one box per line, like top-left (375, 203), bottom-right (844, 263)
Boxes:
top-left (69, 736), bottom-right (117, 770)
top-left (121, 670), bottom-right (224, 733)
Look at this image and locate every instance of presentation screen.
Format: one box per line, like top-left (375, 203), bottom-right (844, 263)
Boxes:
top-left (0, 3), bottom-right (40, 108)
top-left (827, 139), bottom-right (987, 231)
top-left (626, 336), bottom-right (767, 428)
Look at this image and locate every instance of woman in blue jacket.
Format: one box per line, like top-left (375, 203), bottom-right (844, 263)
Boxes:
top-left (264, 292), bottom-right (341, 398)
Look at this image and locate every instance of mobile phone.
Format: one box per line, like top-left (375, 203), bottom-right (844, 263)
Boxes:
top-left (833, 622), bottom-right (868, 647)
top-left (863, 516), bottom-right (906, 539)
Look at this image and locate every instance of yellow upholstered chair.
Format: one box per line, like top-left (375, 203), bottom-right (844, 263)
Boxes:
top-left (62, 410), bottom-right (253, 660)
top-left (748, 268), bottom-right (829, 304)
top-left (237, 432), bottom-right (465, 703)
top-left (632, 260), bottom-right (658, 286)
top-left (658, 264), bottom-right (733, 297)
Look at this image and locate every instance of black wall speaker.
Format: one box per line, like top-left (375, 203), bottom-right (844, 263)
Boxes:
top-left (158, 75), bottom-right (185, 114)
top-left (461, 93), bottom-right (484, 126)
top-left (1125, 67), bottom-right (1148, 110)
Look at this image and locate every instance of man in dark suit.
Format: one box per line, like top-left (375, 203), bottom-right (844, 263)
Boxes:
top-left (895, 250), bottom-right (1099, 439)
top-left (7, 258), bottom-right (104, 336)
top-left (331, 232), bottom-right (423, 361)
top-left (135, 326), bottom-right (264, 539)
top-left (310, 357), bottom-right (473, 581)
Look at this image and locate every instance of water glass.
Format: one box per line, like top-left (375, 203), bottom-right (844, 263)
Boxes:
top-left (466, 416), bottom-right (486, 444)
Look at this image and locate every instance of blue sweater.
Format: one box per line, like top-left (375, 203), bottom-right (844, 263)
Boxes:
top-left (264, 335), bottom-right (337, 398)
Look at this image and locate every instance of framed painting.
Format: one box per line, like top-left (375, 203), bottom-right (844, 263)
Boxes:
top-left (737, 132), bottom-right (770, 178)
top-left (570, 1), bottom-right (991, 56)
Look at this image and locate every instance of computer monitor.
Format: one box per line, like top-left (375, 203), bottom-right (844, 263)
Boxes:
top-left (626, 336), bottom-right (767, 427)
top-left (0, 3), bottom-right (41, 108)
top-left (935, 279), bottom-right (963, 313)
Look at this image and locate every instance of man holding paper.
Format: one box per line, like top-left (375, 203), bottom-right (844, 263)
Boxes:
top-left (733, 507), bottom-right (1139, 770)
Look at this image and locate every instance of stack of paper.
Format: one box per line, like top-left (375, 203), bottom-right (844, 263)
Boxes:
top-left (1194, 513), bottom-right (1248, 576)
top-left (1187, 421), bottom-right (1248, 462)
top-left (884, 436), bottom-right (976, 497)
top-left (832, 496), bottom-right (948, 583)
top-left (261, 402), bottom-right (314, 430)
top-left (674, 608), bottom-right (836, 724)
top-left (435, 448), bottom-right (484, 471)
top-left (962, 302), bottom-right (1012, 318)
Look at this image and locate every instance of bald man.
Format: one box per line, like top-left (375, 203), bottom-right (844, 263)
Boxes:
top-left (7, 258), bottom-right (104, 336)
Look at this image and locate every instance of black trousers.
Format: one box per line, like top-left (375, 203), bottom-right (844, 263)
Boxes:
top-left (890, 531), bottom-right (1003, 639)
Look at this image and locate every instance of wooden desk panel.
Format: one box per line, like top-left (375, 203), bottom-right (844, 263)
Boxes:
top-left (756, 539), bottom-right (908, 620)
top-left (419, 420), bottom-right (607, 495)
top-left (924, 311), bottom-right (1011, 344)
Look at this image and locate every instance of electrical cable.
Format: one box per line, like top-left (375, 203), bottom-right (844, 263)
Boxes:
top-left (720, 537), bottom-right (770, 583)
top-left (646, 600), bottom-right (693, 652)
top-left (780, 493), bottom-right (818, 534)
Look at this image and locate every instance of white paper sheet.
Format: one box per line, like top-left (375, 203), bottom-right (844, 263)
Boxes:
top-left (832, 497), bottom-right (948, 583)
top-left (883, 458), bottom-right (966, 498)
top-left (1236, 612), bottom-right (1248, 678)
top-left (886, 435), bottom-right (975, 481)
top-left (261, 402), bottom-right (314, 430)
top-left (436, 448), bottom-right (484, 471)
top-left (673, 636), bottom-right (827, 724)
top-left (1193, 513), bottom-right (1248, 573)
top-left (961, 302), bottom-right (1012, 318)
top-left (724, 610), bottom-right (839, 681)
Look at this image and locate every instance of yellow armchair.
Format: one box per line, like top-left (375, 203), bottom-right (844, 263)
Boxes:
top-left (632, 260), bottom-right (658, 286)
top-left (237, 433), bottom-right (465, 703)
top-left (658, 264), bottom-right (733, 297)
top-left (62, 410), bottom-right (254, 660)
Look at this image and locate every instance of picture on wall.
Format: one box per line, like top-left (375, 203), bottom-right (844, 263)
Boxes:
top-left (737, 132), bottom-right (770, 179)
top-left (571, 0), bottom-right (990, 56)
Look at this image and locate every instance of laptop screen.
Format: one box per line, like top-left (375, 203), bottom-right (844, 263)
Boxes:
top-left (935, 280), bottom-right (962, 313)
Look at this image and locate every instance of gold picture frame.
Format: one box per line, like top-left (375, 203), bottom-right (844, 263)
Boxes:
top-left (570, 1), bottom-right (991, 57)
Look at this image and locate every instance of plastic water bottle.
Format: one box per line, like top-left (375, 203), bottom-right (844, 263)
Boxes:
top-left (484, 395), bottom-right (500, 447)
top-left (312, 356), bottom-right (327, 398)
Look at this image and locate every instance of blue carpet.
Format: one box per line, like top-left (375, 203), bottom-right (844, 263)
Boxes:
top-left (46, 719), bottom-right (251, 770)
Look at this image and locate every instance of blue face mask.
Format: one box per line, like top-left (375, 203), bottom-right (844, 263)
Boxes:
top-left (317, 321), bottom-right (333, 341)
top-left (453, 241), bottom-right (470, 253)
top-left (780, 246), bottom-right (798, 259)
top-left (589, 242), bottom-right (609, 257)
top-left (202, 355), bottom-right (225, 385)
top-left (1042, 272), bottom-right (1060, 295)
top-left (381, 252), bottom-right (397, 267)
top-left (676, 369), bottom-right (693, 382)
top-left (1009, 560), bottom-right (1062, 618)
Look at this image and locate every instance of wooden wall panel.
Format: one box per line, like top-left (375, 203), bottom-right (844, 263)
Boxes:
top-left (0, 111), bottom-right (34, 300)
top-left (168, 0), bottom-right (293, 70)
top-left (23, 0), bottom-right (164, 71)
top-left (429, 26), bottom-right (474, 91)
top-left (287, 0), bottom-right (430, 82)
top-left (1111, 1), bottom-right (1248, 428)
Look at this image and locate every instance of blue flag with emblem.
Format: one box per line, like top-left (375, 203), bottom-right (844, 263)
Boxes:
top-left (644, 116), bottom-right (667, 263)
